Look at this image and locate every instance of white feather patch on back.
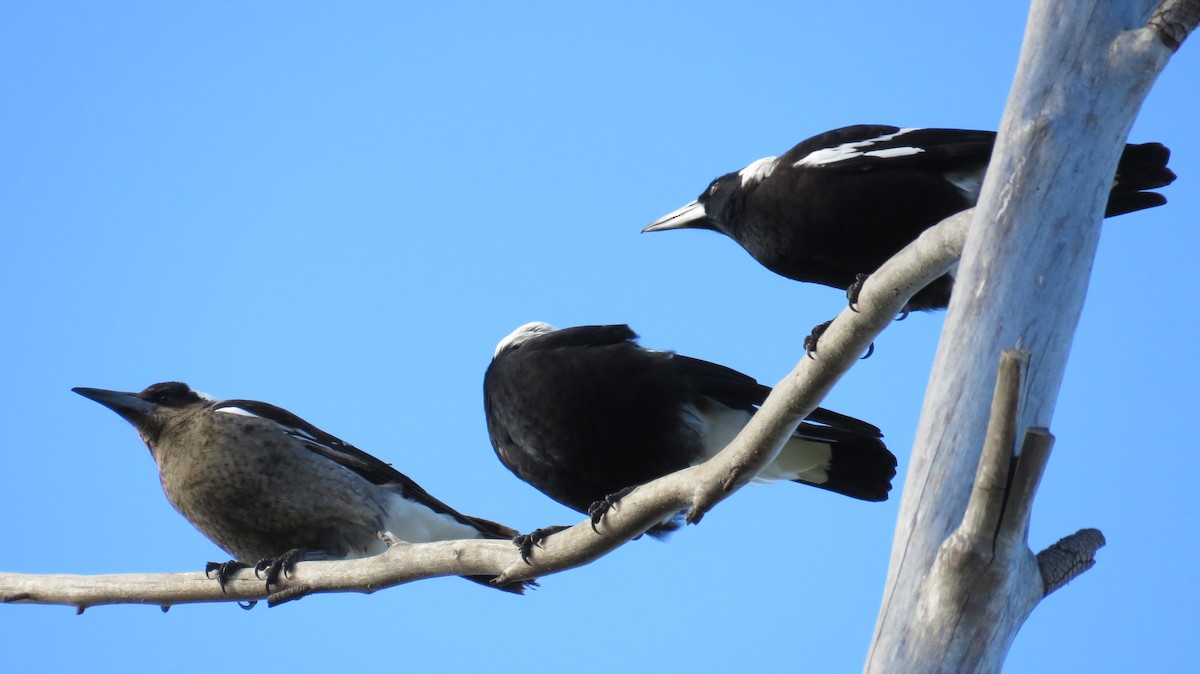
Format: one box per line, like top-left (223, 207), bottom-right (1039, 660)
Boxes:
top-left (738, 156), bottom-right (779, 187)
top-left (795, 127), bottom-right (922, 167)
top-left (683, 400), bottom-right (832, 484)
top-left (944, 168), bottom-right (984, 201)
top-left (380, 491), bottom-right (487, 545)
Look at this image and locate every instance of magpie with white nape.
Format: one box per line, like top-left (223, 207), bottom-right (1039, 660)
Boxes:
top-left (74, 382), bottom-right (534, 596)
top-left (484, 323), bottom-right (896, 554)
top-left (645, 125), bottom-right (1176, 312)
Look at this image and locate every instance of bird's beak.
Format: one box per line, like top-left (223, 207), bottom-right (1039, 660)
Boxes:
top-left (642, 200), bottom-right (709, 232)
top-left (73, 387), bottom-right (156, 422)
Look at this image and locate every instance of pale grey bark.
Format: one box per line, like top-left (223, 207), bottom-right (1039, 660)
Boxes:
top-left (864, 1), bottom-right (1196, 672)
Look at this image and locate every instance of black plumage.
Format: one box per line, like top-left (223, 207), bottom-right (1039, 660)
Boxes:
top-left (483, 323), bottom-right (897, 537)
top-left (74, 382), bottom-right (532, 593)
top-left (645, 124), bottom-right (1175, 311)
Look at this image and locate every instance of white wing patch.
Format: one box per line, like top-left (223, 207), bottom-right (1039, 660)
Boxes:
top-left (213, 405), bottom-right (259, 418)
top-left (737, 156), bottom-right (779, 187)
top-left (683, 400), bottom-right (832, 484)
top-left (381, 492), bottom-right (486, 544)
top-left (795, 127), bottom-right (923, 167)
top-left (944, 168), bottom-right (984, 201)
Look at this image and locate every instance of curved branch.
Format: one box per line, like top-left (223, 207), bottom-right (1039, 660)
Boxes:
top-left (0, 209), bottom-right (975, 611)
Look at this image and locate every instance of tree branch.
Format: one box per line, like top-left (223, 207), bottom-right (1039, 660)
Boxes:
top-left (1, 207), bottom-right (974, 611)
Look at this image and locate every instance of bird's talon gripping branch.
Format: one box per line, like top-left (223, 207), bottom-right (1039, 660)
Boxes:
top-left (513, 525), bottom-right (570, 563)
top-left (254, 549), bottom-right (304, 590)
top-left (846, 273), bottom-right (870, 312)
top-left (587, 487), bottom-right (634, 533)
top-left (804, 320), bottom-right (832, 358)
top-left (204, 560), bottom-right (250, 593)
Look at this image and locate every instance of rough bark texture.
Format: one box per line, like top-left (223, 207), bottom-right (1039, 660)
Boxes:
top-left (864, 1), bottom-right (1194, 672)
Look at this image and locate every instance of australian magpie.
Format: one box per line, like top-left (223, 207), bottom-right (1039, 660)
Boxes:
top-left (645, 125), bottom-right (1175, 311)
top-left (74, 382), bottom-right (533, 594)
top-left (483, 323), bottom-right (897, 543)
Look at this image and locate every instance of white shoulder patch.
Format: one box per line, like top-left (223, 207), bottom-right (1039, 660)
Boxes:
top-left (494, 321), bottom-right (557, 358)
top-left (795, 127), bottom-right (923, 167)
top-left (213, 405), bottom-right (258, 418)
top-left (737, 156), bottom-right (779, 187)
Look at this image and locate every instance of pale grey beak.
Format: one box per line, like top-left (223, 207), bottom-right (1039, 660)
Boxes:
top-left (642, 200), bottom-right (709, 232)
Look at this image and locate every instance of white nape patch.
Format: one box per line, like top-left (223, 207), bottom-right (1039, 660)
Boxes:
top-left (378, 492), bottom-right (486, 547)
top-left (737, 156), bottom-right (779, 187)
top-left (944, 168), bottom-right (984, 201)
top-left (795, 127), bottom-right (923, 168)
top-left (494, 321), bottom-right (557, 358)
top-left (683, 400), bottom-right (832, 484)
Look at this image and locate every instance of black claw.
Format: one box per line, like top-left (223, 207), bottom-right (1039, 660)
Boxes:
top-left (895, 308), bottom-right (910, 321)
top-left (846, 273), bottom-right (870, 311)
top-left (805, 319), bottom-right (875, 359)
top-left (587, 487), bottom-right (634, 533)
top-left (805, 320), bottom-right (833, 359)
top-left (238, 601), bottom-right (258, 610)
top-left (253, 549), bottom-right (304, 591)
top-left (205, 560), bottom-right (250, 594)
top-left (513, 525), bottom-right (570, 564)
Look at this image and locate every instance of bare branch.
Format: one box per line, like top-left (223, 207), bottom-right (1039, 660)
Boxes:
top-left (0, 206), bottom-right (975, 611)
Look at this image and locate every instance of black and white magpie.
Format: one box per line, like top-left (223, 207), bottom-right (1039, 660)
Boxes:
top-left (483, 323), bottom-right (897, 541)
top-left (645, 125), bottom-right (1176, 311)
top-left (74, 382), bottom-right (533, 594)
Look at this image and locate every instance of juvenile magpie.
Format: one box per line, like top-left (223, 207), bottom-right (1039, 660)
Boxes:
top-left (645, 125), bottom-right (1176, 311)
top-left (484, 323), bottom-right (897, 541)
top-left (74, 382), bottom-right (533, 594)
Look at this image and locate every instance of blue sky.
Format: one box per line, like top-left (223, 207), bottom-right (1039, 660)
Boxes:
top-left (2, 3), bottom-right (1196, 672)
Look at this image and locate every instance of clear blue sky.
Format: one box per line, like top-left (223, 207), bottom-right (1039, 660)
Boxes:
top-left (2, 3), bottom-right (1196, 672)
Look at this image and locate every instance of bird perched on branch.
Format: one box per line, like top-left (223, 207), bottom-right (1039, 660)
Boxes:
top-left (483, 322), bottom-right (896, 552)
top-left (645, 124), bottom-right (1176, 312)
top-left (74, 382), bottom-right (533, 594)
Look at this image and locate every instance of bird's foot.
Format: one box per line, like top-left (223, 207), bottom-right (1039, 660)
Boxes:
top-left (513, 525), bottom-right (570, 564)
top-left (804, 320), bottom-right (832, 359)
top-left (587, 487), bottom-right (635, 533)
top-left (846, 273), bottom-right (871, 311)
top-left (803, 319), bottom-right (874, 359)
top-left (204, 560), bottom-right (251, 594)
top-left (253, 549), bottom-right (305, 590)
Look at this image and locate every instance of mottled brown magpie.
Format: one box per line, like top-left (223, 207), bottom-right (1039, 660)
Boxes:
top-left (483, 323), bottom-right (897, 546)
top-left (645, 125), bottom-right (1175, 311)
top-left (74, 382), bottom-right (533, 594)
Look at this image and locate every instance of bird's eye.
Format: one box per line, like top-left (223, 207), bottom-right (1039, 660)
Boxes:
top-left (707, 181), bottom-right (720, 197)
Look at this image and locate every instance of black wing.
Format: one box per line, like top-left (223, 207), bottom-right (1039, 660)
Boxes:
top-left (784, 125), bottom-right (996, 174)
top-left (213, 399), bottom-right (517, 540)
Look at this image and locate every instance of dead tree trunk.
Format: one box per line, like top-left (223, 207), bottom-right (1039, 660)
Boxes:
top-left (864, 1), bottom-right (1196, 672)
